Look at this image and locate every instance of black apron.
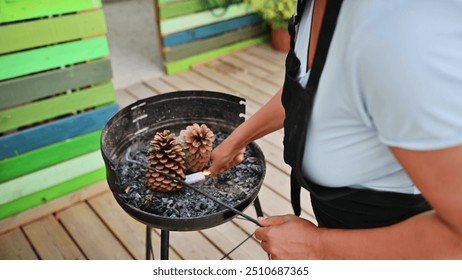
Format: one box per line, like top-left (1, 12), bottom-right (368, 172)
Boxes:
top-left (281, 0), bottom-right (432, 229)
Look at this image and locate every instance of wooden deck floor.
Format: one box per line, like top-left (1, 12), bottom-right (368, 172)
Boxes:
top-left (0, 44), bottom-right (316, 260)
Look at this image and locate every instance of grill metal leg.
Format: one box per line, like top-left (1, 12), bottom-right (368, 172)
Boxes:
top-left (160, 230), bottom-right (170, 260)
top-left (146, 226), bottom-right (152, 260)
top-left (253, 196), bottom-right (264, 217)
top-left (146, 198), bottom-right (262, 261)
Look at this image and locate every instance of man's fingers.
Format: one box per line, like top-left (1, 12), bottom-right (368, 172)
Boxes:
top-left (258, 214), bottom-right (296, 227)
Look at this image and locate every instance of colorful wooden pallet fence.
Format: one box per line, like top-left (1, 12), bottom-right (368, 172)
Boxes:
top-left (156, 0), bottom-right (270, 74)
top-left (0, 0), bottom-right (118, 219)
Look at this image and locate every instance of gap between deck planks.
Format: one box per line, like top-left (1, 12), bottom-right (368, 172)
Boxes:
top-left (0, 45), bottom-right (315, 260)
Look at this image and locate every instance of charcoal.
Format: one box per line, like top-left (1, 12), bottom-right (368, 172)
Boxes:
top-left (116, 132), bottom-right (264, 219)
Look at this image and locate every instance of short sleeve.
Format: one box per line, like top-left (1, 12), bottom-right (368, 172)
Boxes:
top-left (359, 2), bottom-right (462, 150)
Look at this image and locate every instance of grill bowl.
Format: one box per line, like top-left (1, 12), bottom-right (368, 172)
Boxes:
top-left (100, 91), bottom-right (265, 231)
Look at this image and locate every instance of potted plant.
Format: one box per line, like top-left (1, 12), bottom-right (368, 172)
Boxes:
top-left (245, 0), bottom-right (297, 52)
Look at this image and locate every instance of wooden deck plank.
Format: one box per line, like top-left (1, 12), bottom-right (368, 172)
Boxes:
top-left (230, 208), bottom-right (260, 236)
top-left (261, 70), bottom-right (286, 88)
top-left (176, 70), bottom-right (235, 95)
top-left (125, 83), bottom-right (157, 100)
top-left (144, 77), bottom-right (177, 94)
top-left (58, 202), bottom-right (133, 260)
top-left (165, 70), bottom-right (268, 120)
top-left (223, 45), bottom-right (286, 88)
top-left (159, 229), bottom-right (225, 260)
top-left (0, 228), bottom-right (38, 260)
top-left (260, 129), bottom-right (284, 149)
top-left (87, 191), bottom-right (181, 260)
top-left (258, 185), bottom-right (295, 217)
top-left (232, 51), bottom-right (282, 73)
top-left (115, 89), bottom-right (137, 108)
top-left (219, 55), bottom-right (271, 79)
top-left (245, 45), bottom-right (287, 67)
top-left (200, 221), bottom-right (267, 260)
top-left (171, 70), bottom-right (264, 118)
top-left (255, 138), bottom-right (290, 175)
top-left (263, 163), bottom-right (316, 223)
top-left (193, 63), bottom-right (270, 106)
top-left (22, 216), bottom-right (85, 260)
top-left (160, 74), bottom-right (202, 91)
top-left (209, 58), bottom-right (280, 98)
top-left (203, 60), bottom-right (276, 104)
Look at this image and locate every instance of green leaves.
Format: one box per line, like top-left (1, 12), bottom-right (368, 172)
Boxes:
top-left (244, 0), bottom-right (297, 28)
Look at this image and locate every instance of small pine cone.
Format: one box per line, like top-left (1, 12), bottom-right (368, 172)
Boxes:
top-left (178, 123), bottom-right (216, 172)
top-left (145, 130), bottom-right (186, 192)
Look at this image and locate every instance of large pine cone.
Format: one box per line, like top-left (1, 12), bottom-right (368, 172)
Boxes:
top-left (145, 130), bottom-right (186, 192)
top-left (178, 123), bottom-right (216, 172)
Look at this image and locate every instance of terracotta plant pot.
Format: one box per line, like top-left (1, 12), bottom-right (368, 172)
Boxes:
top-left (271, 27), bottom-right (290, 53)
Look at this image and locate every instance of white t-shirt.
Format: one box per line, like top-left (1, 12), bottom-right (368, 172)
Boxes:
top-left (296, 0), bottom-right (462, 194)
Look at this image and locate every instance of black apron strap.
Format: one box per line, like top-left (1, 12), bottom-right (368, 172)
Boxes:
top-left (290, 0), bottom-right (344, 216)
top-left (290, 171), bottom-right (302, 216)
top-left (306, 0), bottom-right (344, 93)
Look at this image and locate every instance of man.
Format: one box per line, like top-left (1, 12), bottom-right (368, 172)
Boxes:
top-left (209, 0), bottom-right (462, 259)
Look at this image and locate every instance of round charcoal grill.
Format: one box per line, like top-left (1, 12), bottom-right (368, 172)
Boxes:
top-left (100, 91), bottom-right (266, 259)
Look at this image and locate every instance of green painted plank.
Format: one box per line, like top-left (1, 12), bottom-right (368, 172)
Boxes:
top-left (159, 0), bottom-right (241, 20)
top-left (0, 0), bottom-right (102, 24)
top-left (164, 24), bottom-right (265, 61)
top-left (0, 37), bottom-right (109, 81)
top-left (165, 34), bottom-right (269, 74)
top-left (159, 0), bottom-right (205, 19)
top-left (0, 82), bottom-right (115, 133)
top-left (0, 151), bottom-right (104, 205)
top-left (160, 3), bottom-right (253, 35)
top-left (0, 59), bottom-right (113, 110)
top-left (0, 130), bottom-right (102, 183)
top-left (0, 10), bottom-right (107, 55)
top-left (0, 168), bottom-right (106, 220)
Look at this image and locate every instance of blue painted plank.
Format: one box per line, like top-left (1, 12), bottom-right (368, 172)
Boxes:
top-left (162, 13), bottom-right (263, 47)
top-left (0, 104), bottom-right (118, 159)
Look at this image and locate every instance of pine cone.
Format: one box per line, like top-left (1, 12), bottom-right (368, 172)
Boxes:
top-left (178, 123), bottom-right (216, 172)
top-left (145, 130), bottom-right (186, 192)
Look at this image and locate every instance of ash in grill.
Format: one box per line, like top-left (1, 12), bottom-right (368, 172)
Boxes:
top-left (117, 132), bottom-right (264, 218)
